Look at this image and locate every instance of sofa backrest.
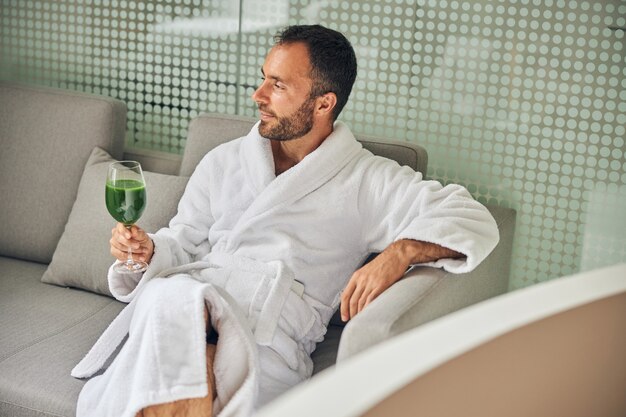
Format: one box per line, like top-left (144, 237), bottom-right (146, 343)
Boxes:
top-left (0, 82), bottom-right (127, 263)
top-left (179, 113), bottom-right (428, 176)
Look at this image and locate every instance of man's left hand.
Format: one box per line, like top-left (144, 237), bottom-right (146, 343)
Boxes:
top-left (340, 239), bottom-right (465, 321)
top-left (340, 241), bottom-right (411, 322)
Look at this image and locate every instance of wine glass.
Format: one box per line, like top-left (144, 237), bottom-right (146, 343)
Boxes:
top-left (105, 161), bottom-right (148, 273)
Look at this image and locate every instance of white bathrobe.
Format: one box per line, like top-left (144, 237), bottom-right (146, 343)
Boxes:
top-left (72, 121), bottom-right (499, 416)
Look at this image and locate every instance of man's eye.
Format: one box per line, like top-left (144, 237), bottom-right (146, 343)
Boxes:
top-left (275, 83), bottom-right (285, 90)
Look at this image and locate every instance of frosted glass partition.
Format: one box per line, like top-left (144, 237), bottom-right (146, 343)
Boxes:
top-left (1, 0), bottom-right (624, 290)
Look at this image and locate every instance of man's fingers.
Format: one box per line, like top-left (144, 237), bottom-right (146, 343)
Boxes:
top-left (110, 235), bottom-right (126, 251)
top-left (114, 224), bottom-right (146, 247)
top-left (130, 225), bottom-right (145, 239)
top-left (116, 222), bottom-right (131, 239)
top-left (111, 243), bottom-right (148, 262)
top-left (355, 282), bottom-right (383, 315)
top-left (340, 279), bottom-right (356, 321)
top-left (109, 240), bottom-right (128, 258)
top-left (111, 225), bottom-right (145, 252)
top-left (111, 223), bottom-right (154, 264)
top-left (111, 237), bottom-right (146, 254)
top-left (340, 251), bottom-right (407, 321)
top-left (349, 285), bottom-right (365, 320)
top-left (342, 272), bottom-right (378, 321)
top-left (364, 288), bottom-right (383, 309)
top-left (110, 246), bottom-right (128, 262)
top-left (129, 225), bottom-right (151, 248)
top-left (344, 277), bottom-right (391, 320)
top-left (357, 289), bottom-right (369, 313)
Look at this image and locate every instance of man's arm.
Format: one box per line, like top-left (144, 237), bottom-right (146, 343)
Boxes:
top-left (340, 239), bottom-right (464, 322)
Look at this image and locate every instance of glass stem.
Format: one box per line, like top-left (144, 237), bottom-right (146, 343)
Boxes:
top-left (125, 225), bottom-right (133, 266)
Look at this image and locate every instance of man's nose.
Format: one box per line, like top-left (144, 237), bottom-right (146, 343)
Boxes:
top-left (252, 81), bottom-right (268, 104)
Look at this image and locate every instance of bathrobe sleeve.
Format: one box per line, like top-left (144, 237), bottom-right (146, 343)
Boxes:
top-left (108, 155), bottom-right (217, 300)
top-left (148, 155), bottom-right (216, 272)
top-left (357, 156), bottom-right (499, 274)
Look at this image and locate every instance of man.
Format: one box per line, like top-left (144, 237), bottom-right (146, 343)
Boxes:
top-left (75, 25), bottom-right (499, 417)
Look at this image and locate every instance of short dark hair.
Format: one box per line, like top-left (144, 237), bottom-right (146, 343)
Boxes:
top-left (274, 24), bottom-right (357, 121)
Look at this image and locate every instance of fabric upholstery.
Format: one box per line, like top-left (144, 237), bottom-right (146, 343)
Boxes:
top-left (179, 113), bottom-right (428, 176)
top-left (0, 305), bottom-right (123, 417)
top-left (310, 325), bottom-right (343, 375)
top-left (0, 256), bottom-right (125, 417)
top-left (179, 113), bottom-right (259, 176)
top-left (355, 136), bottom-right (427, 176)
top-left (41, 147), bottom-right (189, 296)
top-left (0, 82), bottom-right (126, 264)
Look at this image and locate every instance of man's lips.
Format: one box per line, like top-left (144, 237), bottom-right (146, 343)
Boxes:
top-left (258, 109), bottom-right (275, 121)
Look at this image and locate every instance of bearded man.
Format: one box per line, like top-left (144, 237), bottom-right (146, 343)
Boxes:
top-left (73, 24), bottom-right (499, 417)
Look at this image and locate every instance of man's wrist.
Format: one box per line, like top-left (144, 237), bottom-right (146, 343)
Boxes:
top-left (387, 239), bottom-right (420, 269)
top-left (390, 239), bottom-right (465, 265)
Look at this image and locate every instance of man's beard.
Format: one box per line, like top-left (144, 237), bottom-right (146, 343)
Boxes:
top-left (258, 97), bottom-right (316, 141)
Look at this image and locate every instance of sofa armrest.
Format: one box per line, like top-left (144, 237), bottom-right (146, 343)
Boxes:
top-left (337, 205), bottom-right (516, 362)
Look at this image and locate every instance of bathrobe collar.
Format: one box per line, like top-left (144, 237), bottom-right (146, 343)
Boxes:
top-left (239, 121), bottom-right (363, 213)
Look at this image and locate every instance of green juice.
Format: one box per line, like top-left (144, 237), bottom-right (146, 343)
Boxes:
top-left (105, 179), bottom-right (146, 225)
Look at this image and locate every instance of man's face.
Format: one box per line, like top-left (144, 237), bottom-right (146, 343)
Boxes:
top-left (252, 43), bottom-right (317, 141)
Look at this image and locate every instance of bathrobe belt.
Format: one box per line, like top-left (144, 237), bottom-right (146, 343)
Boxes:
top-left (171, 253), bottom-right (305, 346)
top-left (72, 253), bottom-right (305, 378)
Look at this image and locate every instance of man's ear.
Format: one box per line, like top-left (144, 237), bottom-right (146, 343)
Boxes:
top-left (315, 92), bottom-right (337, 117)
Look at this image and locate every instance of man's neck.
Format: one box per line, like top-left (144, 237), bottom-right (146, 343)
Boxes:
top-left (271, 122), bottom-right (333, 175)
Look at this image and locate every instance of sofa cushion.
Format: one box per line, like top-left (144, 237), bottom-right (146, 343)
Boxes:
top-left (180, 113), bottom-right (255, 176)
top-left (0, 256), bottom-right (124, 417)
top-left (41, 147), bottom-right (189, 296)
top-left (0, 82), bottom-right (126, 264)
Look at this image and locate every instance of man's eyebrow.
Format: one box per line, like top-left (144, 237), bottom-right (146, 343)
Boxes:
top-left (260, 68), bottom-right (284, 83)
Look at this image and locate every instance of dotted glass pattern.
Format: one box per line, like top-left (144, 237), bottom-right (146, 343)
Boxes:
top-left (1, 0), bottom-right (624, 290)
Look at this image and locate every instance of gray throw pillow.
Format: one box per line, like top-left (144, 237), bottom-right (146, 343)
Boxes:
top-left (41, 147), bottom-right (189, 296)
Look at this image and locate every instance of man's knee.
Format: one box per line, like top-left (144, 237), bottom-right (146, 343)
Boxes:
top-left (132, 276), bottom-right (203, 332)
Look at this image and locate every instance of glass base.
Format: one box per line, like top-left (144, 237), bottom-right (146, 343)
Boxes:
top-left (114, 260), bottom-right (148, 274)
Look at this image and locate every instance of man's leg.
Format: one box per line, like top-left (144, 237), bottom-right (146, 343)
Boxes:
top-left (136, 306), bottom-right (217, 417)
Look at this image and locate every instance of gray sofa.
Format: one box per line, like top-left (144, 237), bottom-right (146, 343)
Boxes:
top-left (0, 82), bottom-right (516, 417)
